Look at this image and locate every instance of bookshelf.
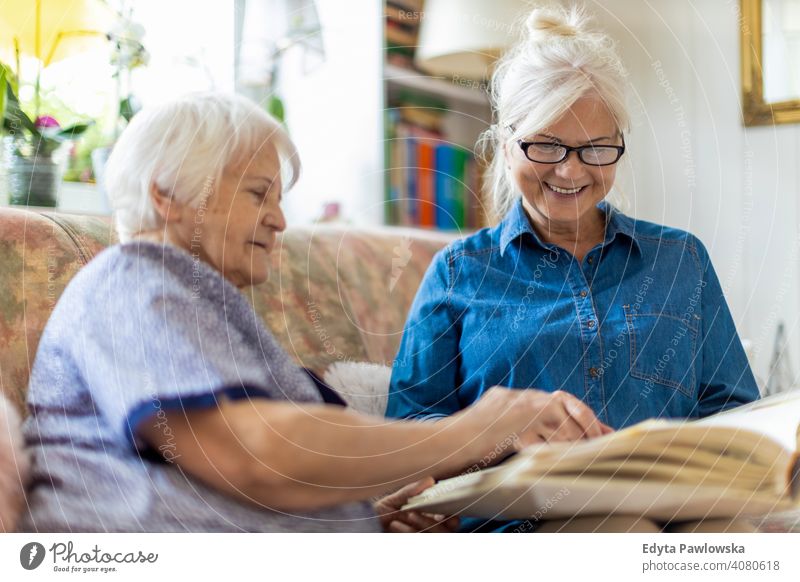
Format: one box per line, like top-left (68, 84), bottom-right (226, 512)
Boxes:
top-left (383, 0), bottom-right (493, 231)
top-left (384, 64), bottom-right (489, 106)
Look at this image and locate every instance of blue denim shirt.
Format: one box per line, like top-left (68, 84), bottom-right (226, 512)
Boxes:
top-left (387, 199), bottom-right (759, 428)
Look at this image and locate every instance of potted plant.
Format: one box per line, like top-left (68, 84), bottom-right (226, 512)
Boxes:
top-left (1, 78), bottom-right (90, 207)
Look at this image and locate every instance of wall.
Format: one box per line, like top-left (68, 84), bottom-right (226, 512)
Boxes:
top-left (592, 0), bottom-right (800, 385)
top-left (267, 0), bottom-right (384, 227)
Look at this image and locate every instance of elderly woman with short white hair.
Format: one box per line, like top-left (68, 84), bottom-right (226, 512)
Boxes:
top-left (20, 92), bottom-right (572, 533)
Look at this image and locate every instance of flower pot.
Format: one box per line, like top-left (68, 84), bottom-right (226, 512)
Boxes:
top-left (3, 136), bottom-right (65, 208)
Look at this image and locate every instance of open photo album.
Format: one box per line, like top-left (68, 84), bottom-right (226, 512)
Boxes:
top-left (404, 391), bottom-right (800, 522)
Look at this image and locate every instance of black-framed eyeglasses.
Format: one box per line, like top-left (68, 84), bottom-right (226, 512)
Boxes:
top-left (516, 136), bottom-right (626, 166)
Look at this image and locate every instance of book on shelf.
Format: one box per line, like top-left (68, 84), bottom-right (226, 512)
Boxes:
top-left (386, 124), bottom-right (482, 230)
top-left (385, 3), bottom-right (421, 22)
top-left (384, 0), bottom-right (422, 71)
top-left (386, 0), bottom-right (423, 13)
top-left (386, 19), bottom-right (418, 47)
top-left (385, 90), bottom-right (484, 230)
top-left (417, 138), bottom-right (435, 227)
top-left (403, 390), bottom-right (800, 521)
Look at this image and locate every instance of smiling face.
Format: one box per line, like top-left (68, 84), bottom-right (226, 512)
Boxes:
top-left (165, 145), bottom-right (286, 288)
top-left (507, 94), bottom-right (622, 238)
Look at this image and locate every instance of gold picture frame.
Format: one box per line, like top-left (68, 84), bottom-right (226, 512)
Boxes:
top-left (741, 0), bottom-right (800, 126)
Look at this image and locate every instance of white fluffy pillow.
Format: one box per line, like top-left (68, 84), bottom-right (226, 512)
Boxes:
top-left (322, 362), bottom-right (393, 417)
top-left (0, 394), bottom-right (29, 532)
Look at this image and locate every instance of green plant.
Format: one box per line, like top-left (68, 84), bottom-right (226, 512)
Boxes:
top-left (0, 62), bottom-right (18, 125)
top-left (64, 123), bottom-right (109, 182)
top-left (0, 69), bottom-right (6, 124)
top-left (2, 79), bottom-right (91, 158)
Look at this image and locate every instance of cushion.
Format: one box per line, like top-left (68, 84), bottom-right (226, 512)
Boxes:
top-left (322, 361), bottom-right (393, 417)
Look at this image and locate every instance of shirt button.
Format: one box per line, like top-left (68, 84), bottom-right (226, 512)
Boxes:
top-left (589, 367), bottom-right (599, 378)
top-left (580, 290), bottom-right (588, 298)
top-left (587, 256), bottom-right (594, 264)
top-left (587, 320), bottom-right (595, 328)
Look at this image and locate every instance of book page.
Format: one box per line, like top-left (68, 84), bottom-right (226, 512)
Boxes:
top-left (694, 390), bottom-right (800, 452)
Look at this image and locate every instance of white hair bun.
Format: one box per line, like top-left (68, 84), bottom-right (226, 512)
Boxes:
top-left (525, 6), bottom-right (585, 41)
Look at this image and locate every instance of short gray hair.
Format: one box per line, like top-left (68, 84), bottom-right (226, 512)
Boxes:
top-left (478, 5), bottom-right (630, 220)
top-left (105, 92), bottom-right (300, 242)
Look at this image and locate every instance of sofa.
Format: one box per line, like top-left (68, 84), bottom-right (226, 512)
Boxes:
top-left (1, 206), bottom-right (798, 532)
top-left (0, 207), bottom-right (453, 415)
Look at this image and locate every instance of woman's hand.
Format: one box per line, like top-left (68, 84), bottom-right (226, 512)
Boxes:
top-left (373, 477), bottom-right (459, 533)
top-left (451, 387), bottom-right (613, 452)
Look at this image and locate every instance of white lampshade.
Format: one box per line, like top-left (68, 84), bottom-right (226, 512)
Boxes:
top-left (414, 0), bottom-right (529, 80)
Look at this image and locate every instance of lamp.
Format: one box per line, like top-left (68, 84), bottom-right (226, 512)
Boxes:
top-left (414, 0), bottom-right (529, 80)
top-left (0, 0), bottom-right (115, 111)
top-left (0, 0), bottom-right (114, 63)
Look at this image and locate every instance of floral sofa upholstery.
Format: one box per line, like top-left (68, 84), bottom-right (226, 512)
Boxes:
top-left (0, 206), bottom-right (451, 415)
top-left (1, 206), bottom-right (798, 533)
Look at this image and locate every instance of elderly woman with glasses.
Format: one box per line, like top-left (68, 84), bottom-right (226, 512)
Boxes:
top-left (387, 6), bottom-right (760, 532)
top-left (21, 92), bottom-right (572, 533)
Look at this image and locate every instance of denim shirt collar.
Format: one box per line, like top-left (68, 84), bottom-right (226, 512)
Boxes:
top-left (498, 198), bottom-right (641, 257)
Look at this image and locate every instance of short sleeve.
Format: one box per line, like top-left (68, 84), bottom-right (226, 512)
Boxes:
top-left (693, 237), bottom-right (760, 416)
top-left (387, 248), bottom-right (463, 420)
top-left (72, 268), bottom-right (273, 452)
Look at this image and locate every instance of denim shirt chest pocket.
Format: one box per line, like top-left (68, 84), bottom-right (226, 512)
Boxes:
top-left (623, 304), bottom-right (699, 398)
